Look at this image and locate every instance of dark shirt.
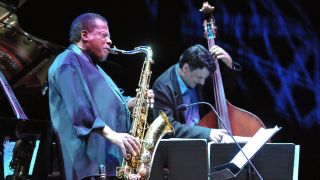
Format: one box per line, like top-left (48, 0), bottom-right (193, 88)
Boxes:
top-left (152, 64), bottom-right (212, 140)
top-left (48, 44), bottom-right (131, 179)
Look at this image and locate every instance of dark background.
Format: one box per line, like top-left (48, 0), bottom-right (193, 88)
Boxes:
top-left (1, 0), bottom-right (319, 179)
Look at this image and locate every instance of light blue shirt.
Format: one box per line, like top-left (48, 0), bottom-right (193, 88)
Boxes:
top-left (175, 64), bottom-right (200, 125)
top-left (48, 44), bottom-right (132, 178)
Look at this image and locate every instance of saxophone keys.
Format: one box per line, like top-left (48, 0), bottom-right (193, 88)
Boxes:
top-left (143, 140), bottom-right (154, 150)
top-left (138, 167), bottom-right (148, 178)
top-left (116, 166), bottom-right (125, 178)
top-left (128, 173), bottom-right (141, 180)
top-left (124, 153), bottom-right (132, 160)
top-left (141, 151), bottom-right (151, 163)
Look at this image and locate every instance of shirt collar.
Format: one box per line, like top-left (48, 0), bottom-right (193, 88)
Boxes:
top-left (68, 44), bottom-right (94, 64)
top-left (175, 64), bottom-right (189, 95)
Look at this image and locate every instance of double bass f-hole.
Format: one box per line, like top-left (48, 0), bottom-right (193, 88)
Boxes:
top-left (197, 2), bottom-right (266, 137)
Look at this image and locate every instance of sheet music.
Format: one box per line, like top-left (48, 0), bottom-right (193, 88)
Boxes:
top-left (231, 126), bottom-right (281, 168)
top-left (221, 135), bottom-right (251, 143)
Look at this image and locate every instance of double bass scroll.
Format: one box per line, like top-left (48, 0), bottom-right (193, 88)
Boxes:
top-left (197, 2), bottom-right (266, 137)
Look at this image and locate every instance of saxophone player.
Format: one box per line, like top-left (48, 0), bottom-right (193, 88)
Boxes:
top-left (48, 13), bottom-right (154, 180)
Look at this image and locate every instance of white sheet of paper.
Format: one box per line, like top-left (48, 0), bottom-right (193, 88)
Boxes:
top-left (230, 126), bottom-right (281, 169)
top-left (221, 135), bottom-right (252, 143)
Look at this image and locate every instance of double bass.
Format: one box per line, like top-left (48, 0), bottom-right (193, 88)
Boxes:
top-left (197, 2), bottom-right (266, 137)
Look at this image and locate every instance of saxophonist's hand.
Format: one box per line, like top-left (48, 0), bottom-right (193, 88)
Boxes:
top-left (127, 89), bottom-right (155, 109)
top-left (146, 89), bottom-right (155, 108)
top-left (100, 126), bottom-right (140, 156)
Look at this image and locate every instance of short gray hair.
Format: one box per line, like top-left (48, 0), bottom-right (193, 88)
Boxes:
top-left (69, 13), bottom-right (107, 43)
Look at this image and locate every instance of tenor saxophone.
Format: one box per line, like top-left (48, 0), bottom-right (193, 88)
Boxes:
top-left (109, 46), bottom-right (174, 180)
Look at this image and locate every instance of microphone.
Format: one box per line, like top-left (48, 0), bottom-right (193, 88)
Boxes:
top-left (178, 102), bottom-right (263, 180)
top-left (177, 104), bottom-right (189, 111)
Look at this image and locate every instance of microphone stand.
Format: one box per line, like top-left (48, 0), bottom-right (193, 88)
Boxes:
top-left (180, 102), bottom-right (263, 180)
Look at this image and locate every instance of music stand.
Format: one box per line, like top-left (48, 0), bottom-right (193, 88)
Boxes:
top-left (209, 143), bottom-right (300, 180)
top-left (150, 139), bottom-right (208, 180)
top-left (208, 126), bottom-right (281, 180)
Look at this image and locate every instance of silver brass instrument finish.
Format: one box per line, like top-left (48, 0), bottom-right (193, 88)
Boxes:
top-left (108, 46), bottom-right (153, 57)
top-left (112, 46), bottom-right (174, 180)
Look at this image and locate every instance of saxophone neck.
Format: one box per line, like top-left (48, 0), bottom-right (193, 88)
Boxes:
top-left (108, 46), bottom-right (153, 59)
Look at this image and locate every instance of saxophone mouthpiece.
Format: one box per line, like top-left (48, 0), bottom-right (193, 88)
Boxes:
top-left (107, 46), bottom-right (121, 54)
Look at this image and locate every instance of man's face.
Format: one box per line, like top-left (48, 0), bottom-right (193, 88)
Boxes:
top-left (181, 64), bottom-right (210, 88)
top-left (84, 19), bottom-right (112, 62)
